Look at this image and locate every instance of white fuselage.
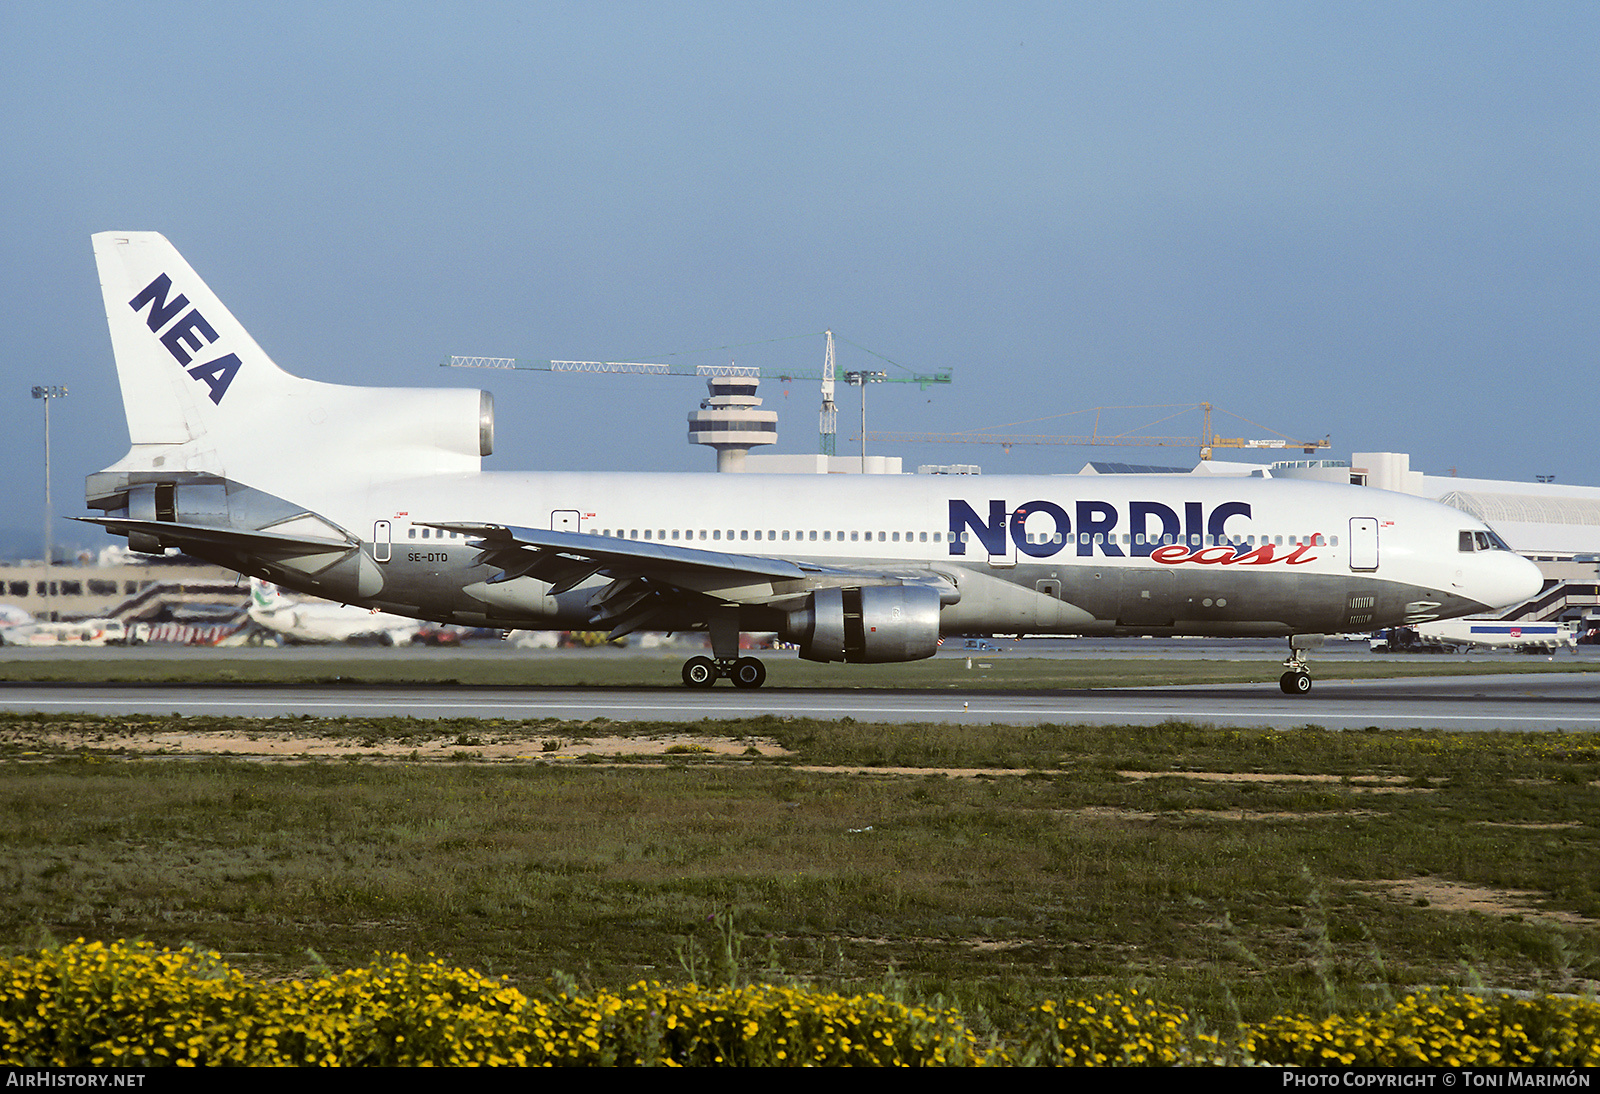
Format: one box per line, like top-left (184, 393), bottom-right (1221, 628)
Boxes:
top-left (249, 469), bottom-right (1542, 640)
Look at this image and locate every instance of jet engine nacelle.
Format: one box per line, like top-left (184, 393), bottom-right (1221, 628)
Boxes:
top-left (784, 584), bottom-right (942, 663)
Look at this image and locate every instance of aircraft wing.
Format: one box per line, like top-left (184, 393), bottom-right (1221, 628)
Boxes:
top-left (426, 522), bottom-right (959, 638)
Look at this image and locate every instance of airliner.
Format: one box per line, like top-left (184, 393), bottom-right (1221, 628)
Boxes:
top-left (247, 579), bottom-right (422, 646)
top-left (80, 233), bottom-right (1543, 694)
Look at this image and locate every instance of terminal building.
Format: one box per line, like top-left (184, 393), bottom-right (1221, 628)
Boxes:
top-left (0, 553), bottom-right (240, 624)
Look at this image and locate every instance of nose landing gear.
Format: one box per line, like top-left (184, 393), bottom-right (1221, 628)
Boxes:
top-left (1279, 634), bottom-right (1324, 695)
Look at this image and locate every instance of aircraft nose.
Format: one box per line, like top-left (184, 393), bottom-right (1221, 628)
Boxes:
top-left (1479, 552), bottom-right (1545, 611)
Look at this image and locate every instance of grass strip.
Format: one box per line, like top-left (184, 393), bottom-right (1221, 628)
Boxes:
top-left (2, 712), bottom-right (1597, 1030)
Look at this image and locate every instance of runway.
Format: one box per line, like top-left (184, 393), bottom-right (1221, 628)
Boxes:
top-left (3, 673), bottom-right (1597, 732)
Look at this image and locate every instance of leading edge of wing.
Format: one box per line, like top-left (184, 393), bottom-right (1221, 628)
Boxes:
top-left (423, 523), bottom-right (813, 586)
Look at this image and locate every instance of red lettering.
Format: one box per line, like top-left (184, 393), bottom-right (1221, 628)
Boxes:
top-left (1148, 541), bottom-right (1321, 567)
top-left (1283, 544), bottom-right (1317, 565)
top-left (1230, 544), bottom-right (1279, 565)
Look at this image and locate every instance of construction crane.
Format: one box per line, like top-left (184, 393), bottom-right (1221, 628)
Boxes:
top-left (819, 331), bottom-right (837, 457)
top-left (443, 331), bottom-right (950, 457)
top-left (864, 403), bottom-right (1330, 460)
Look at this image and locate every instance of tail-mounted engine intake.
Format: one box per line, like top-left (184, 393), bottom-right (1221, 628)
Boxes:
top-left (783, 584), bottom-right (942, 663)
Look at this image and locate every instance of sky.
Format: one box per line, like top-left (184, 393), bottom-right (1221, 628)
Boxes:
top-left (1, 1), bottom-right (1595, 558)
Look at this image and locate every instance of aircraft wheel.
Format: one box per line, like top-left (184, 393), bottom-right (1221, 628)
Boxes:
top-left (682, 656), bottom-right (718, 688)
top-left (1279, 670), bottom-right (1312, 695)
top-left (729, 657), bottom-right (766, 689)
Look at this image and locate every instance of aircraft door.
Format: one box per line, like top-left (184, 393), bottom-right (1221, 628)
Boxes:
top-left (372, 520), bottom-right (391, 563)
top-left (1349, 518), bottom-right (1378, 572)
top-left (551, 510), bottom-right (581, 533)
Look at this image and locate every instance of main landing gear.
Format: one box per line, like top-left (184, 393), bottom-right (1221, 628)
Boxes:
top-left (682, 655), bottom-right (766, 689)
top-left (681, 611), bottom-right (767, 688)
top-left (1279, 634), bottom-right (1324, 695)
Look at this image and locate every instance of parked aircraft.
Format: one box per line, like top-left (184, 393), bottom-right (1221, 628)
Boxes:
top-left (246, 579), bottom-right (421, 646)
top-left (80, 233), bottom-right (1543, 692)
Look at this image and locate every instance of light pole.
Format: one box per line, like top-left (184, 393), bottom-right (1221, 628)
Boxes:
top-left (844, 370), bottom-right (885, 473)
top-left (32, 385), bottom-right (67, 621)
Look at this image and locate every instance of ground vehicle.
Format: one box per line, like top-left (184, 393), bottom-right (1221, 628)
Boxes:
top-left (1372, 620), bottom-right (1575, 654)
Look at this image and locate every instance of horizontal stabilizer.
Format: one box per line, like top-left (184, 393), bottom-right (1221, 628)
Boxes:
top-left (77, 516), bottom-right (356, 559)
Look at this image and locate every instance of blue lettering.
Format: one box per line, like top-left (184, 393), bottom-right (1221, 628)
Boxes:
top-left (1010, 500), bottom-right (1070, 558)
top-left (947, 498), bottom-right (1253, 561)
top-left (948, 500), bottom-right (1007, 556)
top-left (159, 308), bottom-right (219, 366)
top-left (1207, 501), bottom-right (1252, 548)
top-left (1075, 500), bottom-right (1123, 557)
top-left (187, 353), bottom-right (242, 404)
top-left (128, 274), bottom-right (246, 404)
top-left (1128, 502), bottom-right (1180, 558)
top-left (128, 274), bottom-right (189, 333)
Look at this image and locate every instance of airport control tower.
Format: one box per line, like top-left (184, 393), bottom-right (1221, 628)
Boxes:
top-left (687, 374), bottom-right (778, 472)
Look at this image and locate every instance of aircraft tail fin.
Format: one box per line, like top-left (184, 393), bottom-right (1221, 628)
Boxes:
top-left (249, 577), bottom-right (293, 612)
top-left (93, 232), bottom-right (297, 456)
top-left (90, 232), bottom-right (493, 500)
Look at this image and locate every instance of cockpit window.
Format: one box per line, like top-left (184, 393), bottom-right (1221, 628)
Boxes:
top-left (1460, 529), bottom-right (1513, 552)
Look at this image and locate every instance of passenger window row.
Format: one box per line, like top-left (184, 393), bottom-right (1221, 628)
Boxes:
top-left (591, 529), bottom-right (945, 543)
top-left (402, 524), bottom-right (1341, 550)
top-left (590, 528), bottom-right (1341, 548)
